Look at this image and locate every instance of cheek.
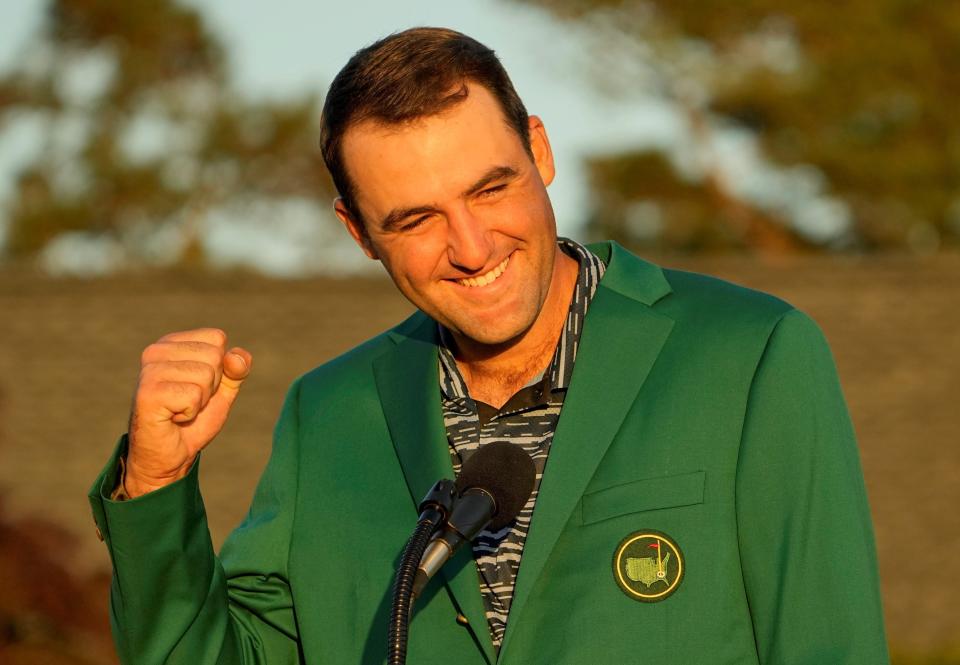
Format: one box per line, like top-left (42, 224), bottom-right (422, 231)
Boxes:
top-left (496, 187), bottom-right (553, 235)
top-left (379, 238), bottom-right (445, 291)
top-left (522, 190), bottom-right (554, 227)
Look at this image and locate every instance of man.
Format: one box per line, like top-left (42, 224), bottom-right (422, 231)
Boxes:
top-left (89, 27), bottom-right (889, 664)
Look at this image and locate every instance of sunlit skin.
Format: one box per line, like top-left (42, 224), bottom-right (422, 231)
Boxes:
top-left (334, 84), bottom-right (579, 408)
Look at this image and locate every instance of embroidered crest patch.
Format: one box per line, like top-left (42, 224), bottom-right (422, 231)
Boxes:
top-left (612, 530), bottom-right (684, 602)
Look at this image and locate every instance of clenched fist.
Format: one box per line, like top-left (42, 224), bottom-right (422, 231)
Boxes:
top-left (125, 328), bottom-right (252, 498)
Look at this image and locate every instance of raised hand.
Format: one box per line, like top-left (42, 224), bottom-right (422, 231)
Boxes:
top-left (125, 328), bottom-right (252, 498)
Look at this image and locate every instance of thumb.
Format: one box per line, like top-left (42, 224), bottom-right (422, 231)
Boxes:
top-left (222, 347), bottom-right (252, 385)
top-left (207, 347), bottom-right (252, 416)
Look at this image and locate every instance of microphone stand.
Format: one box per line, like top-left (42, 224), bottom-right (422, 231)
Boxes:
top-left (388, 480), bottom-right (456, 665)
top-left (387, 442), bottom-right (535, 663)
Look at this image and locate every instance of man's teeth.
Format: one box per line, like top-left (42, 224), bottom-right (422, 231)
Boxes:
top-left (457, 255), bottom-right (510, 288)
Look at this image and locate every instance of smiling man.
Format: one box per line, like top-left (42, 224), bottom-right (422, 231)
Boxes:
top-left (331, 79), bottom-right (578, 407)
top-left (89, 27), bottom-right (889, 664)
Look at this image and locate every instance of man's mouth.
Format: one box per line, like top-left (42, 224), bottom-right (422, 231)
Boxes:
top-left (455, 254), bottom-right (510, 288)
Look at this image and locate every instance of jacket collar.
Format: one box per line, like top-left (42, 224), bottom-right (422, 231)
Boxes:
top-left (586, 240), bottom-right (672, 305)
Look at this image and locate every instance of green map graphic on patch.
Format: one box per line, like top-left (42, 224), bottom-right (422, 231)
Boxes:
top-left (625, 552), bottom-right (671, 587)
top-left (613, 530), bottom-right (684, 602)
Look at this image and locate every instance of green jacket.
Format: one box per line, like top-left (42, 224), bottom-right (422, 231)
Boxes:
top-left (89, 241), bottom-right (889, 664)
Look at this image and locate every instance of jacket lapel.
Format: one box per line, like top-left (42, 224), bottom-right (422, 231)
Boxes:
top-left (372, 314), bottom-right (495, 664)
top-left (373, 314), bottom-right (450, 506)
top-left (499, 242), bottom-right (675, 659)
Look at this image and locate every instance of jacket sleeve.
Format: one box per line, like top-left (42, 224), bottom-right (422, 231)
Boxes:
top-left (735, 309), bottom-right (889, 664)
top-left (88, 378), bottom-right (304, 665)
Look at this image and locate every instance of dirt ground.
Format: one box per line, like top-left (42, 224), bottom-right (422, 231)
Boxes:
top-left (0, 251), bottom-right (958, 662)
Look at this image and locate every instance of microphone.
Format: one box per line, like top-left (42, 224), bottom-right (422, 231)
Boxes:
top-left (413, 441), bottom-right (536, 598)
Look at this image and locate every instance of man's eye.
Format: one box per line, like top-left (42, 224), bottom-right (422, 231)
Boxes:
top-left (400, 216), bottom-right (430, 231)
top-left (479, 185), bottom-right (507, 198)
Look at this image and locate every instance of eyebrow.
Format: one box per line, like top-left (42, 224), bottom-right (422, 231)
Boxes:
top-left (463, 165), bottom-right (518, 197)
top-left (379, 165), bottom-right (519, 232)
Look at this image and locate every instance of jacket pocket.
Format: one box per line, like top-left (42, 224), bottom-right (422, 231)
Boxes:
top-left (581, 470), bottom-right (706, 525)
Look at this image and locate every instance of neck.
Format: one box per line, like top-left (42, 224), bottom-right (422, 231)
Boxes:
top-left (450, 248), bottom-right (579, 408)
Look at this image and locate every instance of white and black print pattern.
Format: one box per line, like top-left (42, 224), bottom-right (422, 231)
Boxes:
top-left (437, 238), bottom-right (605, 653)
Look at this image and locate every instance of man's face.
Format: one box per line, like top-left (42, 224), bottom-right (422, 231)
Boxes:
top-left (334, 84), bottom-right (561, 347)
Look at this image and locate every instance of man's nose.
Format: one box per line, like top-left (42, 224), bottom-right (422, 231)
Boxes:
top-left (446, 206), bottom-right (492, 272)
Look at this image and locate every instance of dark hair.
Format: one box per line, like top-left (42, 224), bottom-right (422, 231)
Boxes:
top-left (320, 27), bottom-right (531, 222)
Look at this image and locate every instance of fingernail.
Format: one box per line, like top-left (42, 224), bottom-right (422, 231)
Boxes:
top-left (232, 352), bottom-right (247, 369)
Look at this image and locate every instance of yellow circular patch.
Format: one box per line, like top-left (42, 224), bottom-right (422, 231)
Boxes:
top-left (612, 530), bottom-right (684, 602)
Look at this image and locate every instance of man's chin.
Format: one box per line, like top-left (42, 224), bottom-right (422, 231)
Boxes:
top-left (440, 316), bottom-right (533, 349)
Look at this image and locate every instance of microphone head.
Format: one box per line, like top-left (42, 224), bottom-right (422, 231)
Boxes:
top-left (455, 442), bottom-right (536, 530)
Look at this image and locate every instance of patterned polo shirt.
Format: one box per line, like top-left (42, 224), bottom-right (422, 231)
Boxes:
top-left (437, 237), bottom-right (605, 653)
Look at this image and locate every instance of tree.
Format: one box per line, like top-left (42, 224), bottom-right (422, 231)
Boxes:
top-left (0, 0), bottom-right (336, 268)
top-left (517, 0), bottom-right (960, 252)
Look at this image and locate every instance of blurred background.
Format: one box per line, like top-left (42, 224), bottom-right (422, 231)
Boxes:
top-left (0, 1), bottom-right (957, 663)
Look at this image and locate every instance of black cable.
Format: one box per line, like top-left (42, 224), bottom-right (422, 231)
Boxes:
top-left (388, 510), bottom-right (441, 665)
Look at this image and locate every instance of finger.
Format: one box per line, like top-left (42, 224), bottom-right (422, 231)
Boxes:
top-left (141, 381), bottom-right (205, 424)
top-left (141, 360), bottom-right (217, 407)
top-left (157, 328), bottom-right (227, 350)
top-left (141, 341), bottom-right (224, 387)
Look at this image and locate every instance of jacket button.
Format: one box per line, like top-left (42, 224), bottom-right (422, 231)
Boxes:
top-left (455, 613), bottom-right (469, 626)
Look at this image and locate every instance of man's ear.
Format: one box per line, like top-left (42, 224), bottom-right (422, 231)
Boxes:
top-left (333, 197), bottom-right (379, 260)
top-left (528, 115), bottom-right (555, 188)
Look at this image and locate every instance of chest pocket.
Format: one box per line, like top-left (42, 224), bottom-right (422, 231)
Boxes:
top-left (580, 470), bottom-right (705, 525)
